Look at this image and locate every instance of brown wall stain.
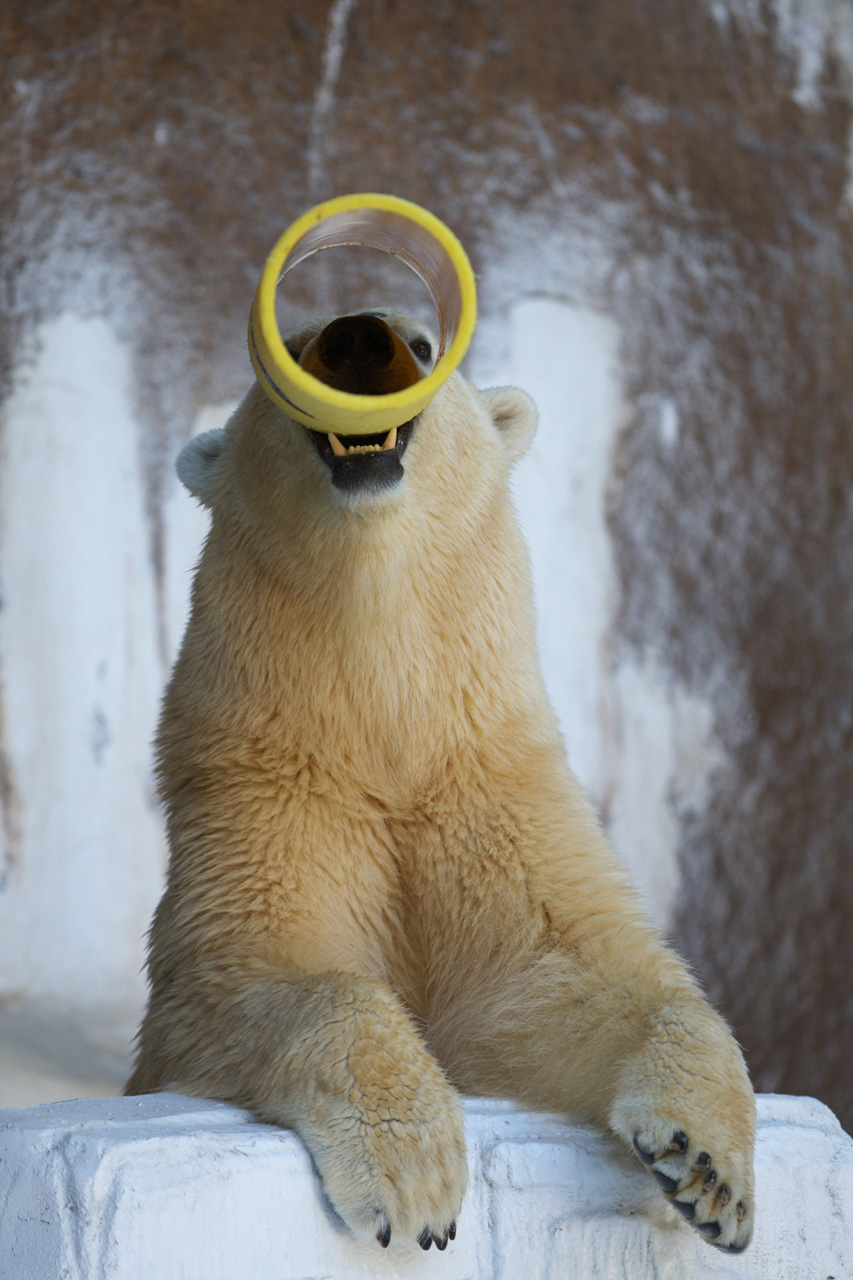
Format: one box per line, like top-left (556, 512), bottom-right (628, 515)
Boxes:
top-left (1, 0), bottom-right (851, 1128)
top-left (0, 703), bottom-right (21, 895)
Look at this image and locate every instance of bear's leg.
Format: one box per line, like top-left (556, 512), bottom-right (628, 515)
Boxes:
top-left (127, 964), bottom-right (467, 1250)
top-left (423, 805), bottom-right (755, 1254)
top-left (447, 775), bottom-right (757, 1252)
top-left (441, 923), bottom-right (756, 1253)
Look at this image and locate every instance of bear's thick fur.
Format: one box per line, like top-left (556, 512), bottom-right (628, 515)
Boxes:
top-left (127, 312), bottom-right (755, 1253)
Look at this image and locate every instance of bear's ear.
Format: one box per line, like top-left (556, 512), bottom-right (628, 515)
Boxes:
top-left (481, 386), bottom-right (538, 464)
top-left (176, 428), bottom-right (226, 506)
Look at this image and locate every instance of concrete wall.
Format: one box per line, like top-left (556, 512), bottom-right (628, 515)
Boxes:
top-left (0, 0), bottom-right (852, 1130)
top-left (2, 1093), bottom-right (851, 1278)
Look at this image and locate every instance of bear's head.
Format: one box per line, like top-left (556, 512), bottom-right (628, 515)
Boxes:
top-left (177, 311), bottom-right (537, 583)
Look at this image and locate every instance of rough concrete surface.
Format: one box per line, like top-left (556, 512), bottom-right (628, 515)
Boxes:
top-left (1, 1093), bottom-right (851, 1279)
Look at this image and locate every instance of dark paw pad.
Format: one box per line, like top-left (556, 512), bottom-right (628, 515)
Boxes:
top-left (698, 1221), bottom-right (722, 1239)
top-left (417, 1227), bottom-right (432, 1251)
top-left (448, 1221), bottom-right (457, 1241)
top-left (653, 1169), bottom-right (680, 1194)
top-left (376, 1221), bottom-right (391, 1248)
top-left (433, 1231), bottom-right (448, 1250)
top-left (672, 1199), bottom-right (695, 1220)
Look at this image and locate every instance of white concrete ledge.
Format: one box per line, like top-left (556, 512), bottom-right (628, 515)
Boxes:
top-left (1, 1093), bottom-right (850, 1279)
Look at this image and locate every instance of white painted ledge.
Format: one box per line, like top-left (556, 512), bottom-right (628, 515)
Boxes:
top-left (1, 1093), bottom-right (850, 1279)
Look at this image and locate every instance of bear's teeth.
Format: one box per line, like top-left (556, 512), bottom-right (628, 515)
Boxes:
top-left (326, 428), bottom-right (398, 457)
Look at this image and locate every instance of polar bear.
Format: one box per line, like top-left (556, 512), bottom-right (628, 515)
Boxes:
top-left (127, 311), bottom-right (755, 1254)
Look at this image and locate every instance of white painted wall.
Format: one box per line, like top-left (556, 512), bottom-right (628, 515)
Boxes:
top-left (0, 317), bottom-right (163, 1065)
top-left (0, 315), bottom-right (213, 1093)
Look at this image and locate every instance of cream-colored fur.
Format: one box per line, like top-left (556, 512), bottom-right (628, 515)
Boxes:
top-left (127, 315), bottom-right (755, 1253)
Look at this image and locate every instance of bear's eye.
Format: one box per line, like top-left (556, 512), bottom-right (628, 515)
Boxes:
top-left (410, 339), bottom-right (432, 363)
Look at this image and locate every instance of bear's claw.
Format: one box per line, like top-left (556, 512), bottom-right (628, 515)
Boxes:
top-left (633, 1135), bottom-right (656, 1165)
top-left (631, 1127), bottom-right (752, 1252)
top-left (376, 1219), bottom-right (455, 1251)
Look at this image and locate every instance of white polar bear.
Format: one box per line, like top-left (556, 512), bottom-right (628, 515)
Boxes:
top-left (127, 311), bottom-right (755, 1254)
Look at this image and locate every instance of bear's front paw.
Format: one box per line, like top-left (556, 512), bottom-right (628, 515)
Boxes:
top-left (305, 1085), bottom-right (468, 1252)
top-left (610, 1001), bottom-right (756, 1252)
top-left (631, 1122), bottom-right (752, 1252)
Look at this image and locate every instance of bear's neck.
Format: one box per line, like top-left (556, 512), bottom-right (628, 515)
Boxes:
top-left (170, 498), bottom-right (553, 790)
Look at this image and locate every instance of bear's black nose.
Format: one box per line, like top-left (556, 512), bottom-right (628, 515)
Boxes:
top-left (318, 315), bottom-right (395, 374)
top-left (301, 313), bottom-right (423, 395)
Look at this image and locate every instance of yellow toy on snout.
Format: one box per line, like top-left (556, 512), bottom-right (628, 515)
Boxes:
top-left (247, 192), bottom-right (477, 435)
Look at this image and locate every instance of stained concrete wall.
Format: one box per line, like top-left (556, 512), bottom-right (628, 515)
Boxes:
top-left (0, 0), bottom-right (852, 1131)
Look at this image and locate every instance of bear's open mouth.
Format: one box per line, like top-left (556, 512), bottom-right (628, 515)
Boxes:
top-left (307, 420), bottom-right (415, 492)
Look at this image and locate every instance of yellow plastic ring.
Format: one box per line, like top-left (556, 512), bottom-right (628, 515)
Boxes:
top-left (248, 193), bottom-right (477, 435)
